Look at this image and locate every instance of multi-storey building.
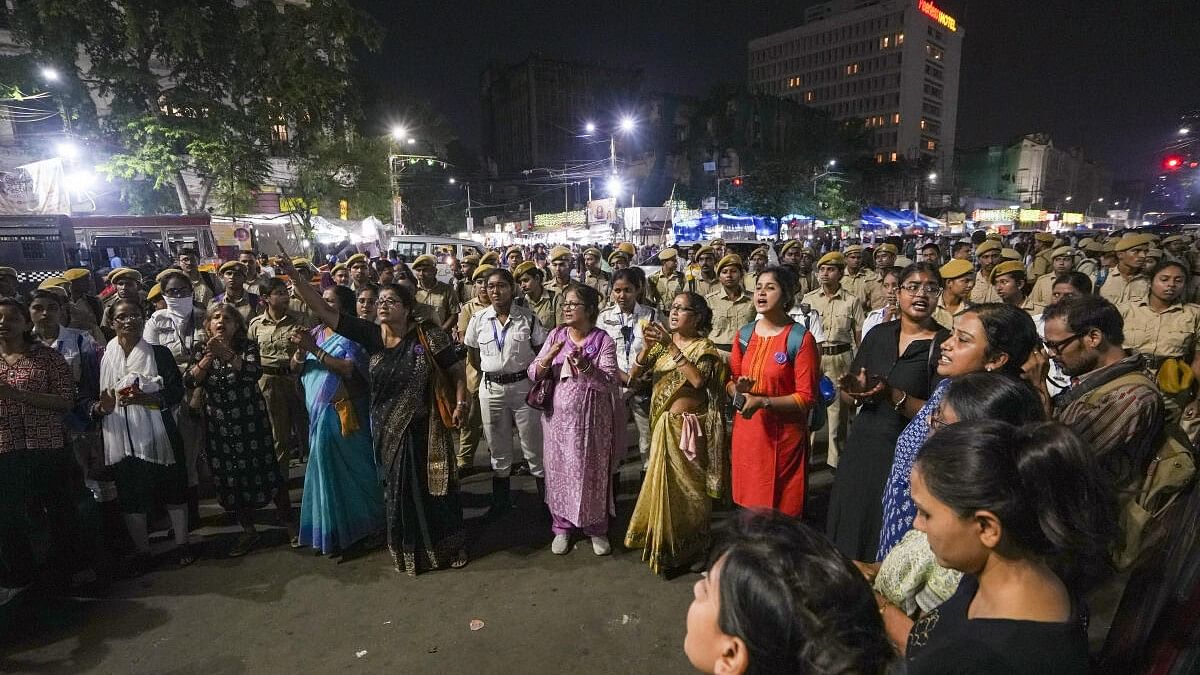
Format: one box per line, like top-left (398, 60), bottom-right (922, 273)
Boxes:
top-left (956, 133), bottom-right (1111, 211)
top-left (481, 56), bottom-right (642, 177)
top-left (748, 0), bottom-right (964, 174)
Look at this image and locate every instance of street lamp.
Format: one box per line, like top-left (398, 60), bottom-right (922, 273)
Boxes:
top-left (55, 142), bottom-right (79, 159)
top-left (40, 67), bottom-right (59, 82)
top-left (390, 126), bottom-right (409, 142)
top-left (605, 175), bottom-right (623, 198)
top-left (584, 121), bottom-right (596, 134)
top-left (619, 116), bottom-right (636, 133)
top-left (1181, 127), bottom-right (1191, 135)
top-left (828, 159), bottom-right (837, 168)
top-left (448, 177), bottom-right (456, 184)
top-left (928, 172), bottom-right (938, 181)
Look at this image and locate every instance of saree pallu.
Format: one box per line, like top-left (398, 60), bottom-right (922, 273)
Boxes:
top-left (624, 339), bottom-right (728, 573)
top-left (298, 328), bottom-right (385, 554)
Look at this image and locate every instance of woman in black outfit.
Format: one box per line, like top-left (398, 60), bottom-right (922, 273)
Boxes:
top-left (901, 420), bottom-right (1115, 674)
top-left (826, 263), bottom-right (949, 560)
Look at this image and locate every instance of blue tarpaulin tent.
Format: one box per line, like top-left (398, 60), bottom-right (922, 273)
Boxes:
top-left (672, 212), bottom-right (781, 243)
top-left (859, 206), bottom-right (943, 231)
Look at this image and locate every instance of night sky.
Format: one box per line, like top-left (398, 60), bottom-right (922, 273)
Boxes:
top-left (360, 0), bottom-right (1200, 181)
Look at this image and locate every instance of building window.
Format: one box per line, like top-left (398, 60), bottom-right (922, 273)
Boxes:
top-left (875, 153), bottom-right (885, 164)
top-left (880, 35), bottom-right (891, 49)
top-left (890, 152), bottom-right (898, 162)
top-left (845, 63), bottom-right (860, 75)
top-left (926, 43), bottom-right (944, 61)
top-left (925, 139), bottom-right (937, 151)
top-left (805, 91), bottom-right (814, 102)
top-left (272, 124), bottom-right (289, 144)
top-left (21, 241), bottom-right (46, 260)
top-left (896, 32), bottom-right (905, 45)
top-left (892, 113), bottom-right (901, 125)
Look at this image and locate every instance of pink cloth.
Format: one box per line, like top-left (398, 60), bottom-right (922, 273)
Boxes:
top-left (678, 413), bottom-right (703, 462)
top-left (529, 327), bottom-right (626, 530)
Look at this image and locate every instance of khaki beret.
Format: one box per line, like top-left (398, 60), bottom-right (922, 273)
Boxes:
top-left (582, 247), bottom-right (603, 259)
top-left (479, 251), bottom-right (501, 266)
top-left (346, 253), bottom-right (368, 266)
top-left (1078, 238), bottom-right (1095, 248)
top-left (512, 261), bottom-right (539, 279)
top-left (330, 263), bottom-right (348, 274)
top-left (750, 246), bottom-right (769, 259)
top-left (155, 268), bottom-right (187, 283)
top-left (38, 276), bottom-right (69, 291)
top-left (146, 283), bottom-right (162, 301)
top-left (694, 245), bottom-right (715, 259)
top-left (608, 250), bottom-right (629, 264)
top-left (717, 254), bottom-right (744, 272)
top-left (990, 260), bottom-right (1027, 283)
top-left (985, 233), bottom-right (1002, 241)
top-left (1000, 248), bottom-right (1021, 261)
top-left (1162, 234), bottom-right (1186, 246)
top-left (505, 246), bottom-right (523, 258)
top-left (1147, 247), bottom-right (1163, 259)
top-left (1034, 232), bottom-right (1054, 243)
top-left (939, 259), bottom-right (974, 279)
top-left (472, 264), bottom-right (496, 282)
top-left (710, 238), bottom-right (725, 247)
top-left (1052, 238), bottom-right (1065, 249)
top-left (817, 252), bottom-right (846, 268)
top-left (1101, 242), bottom-right (1116, 254)
top-left (1051, 246), bottom-right (1075, 259)
top-left (106, 267), bottom-right (142, 284)
top-left (658, 247), bottom-right (678, 262)
top-left (218, 261), bottom-right (246, 275)
top-left (412, 254), bottom-right (438, 269)
top-left (0, 266), bottom-right (15, 279)
top-left (62, 268), bottom-right (90, 281)
top-left (779, 240), bottom-right (802, 256)
top-left (1114, 233), bottom-right (1154, 251)
top-left (291, 257), bottom-right (313, 267)
top-left (548, 246), bottom-right (572, 263)
top-left (843, 244), bottom-right (864, 255)
top-left (894, 256), bottom-right (914, 268)
top-left (617, 242), bottom-right (637, 257)
top-left (1084, 240), bottom-right (1105, 253)
top-left (875, 243), bottom-right (899, 256)
top-left (976, 240), bottom-right (1001, 255)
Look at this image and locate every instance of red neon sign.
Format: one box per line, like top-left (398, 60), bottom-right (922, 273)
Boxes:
top-left (918, 0), bottom-right (958, 32)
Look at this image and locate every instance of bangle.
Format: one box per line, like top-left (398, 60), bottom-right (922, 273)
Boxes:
top-left (892, 391), bottom-right (908, 412)
top-left (763, 396), bottom-right (772, 409)
top-left (455, 400), bottom-right (469, 410)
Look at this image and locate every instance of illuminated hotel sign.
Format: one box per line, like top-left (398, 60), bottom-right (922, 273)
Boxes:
top-left (918, 0), bottom-right (958, 32)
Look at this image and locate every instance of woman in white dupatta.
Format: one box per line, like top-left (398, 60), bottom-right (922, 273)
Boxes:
top-left (95, 299), bottom-right (194, 571)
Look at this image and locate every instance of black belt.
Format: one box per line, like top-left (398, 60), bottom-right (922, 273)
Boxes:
top-left (714, 343), bottom-right (732, 352)
top-left (260, 365), bottom-right (292, 376)
top-left (820, 343), bottom-right (852, 356)
top-left (484, 371), bottom-right (528, 385)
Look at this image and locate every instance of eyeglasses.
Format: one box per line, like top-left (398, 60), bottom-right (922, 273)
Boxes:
top-left (669, 305), bottom-right (696, 313)
top-left (112, 315), bottom-right (143, 324)
top-left (162, 287), bottom-right (191, 298)
top-left (377, 297), bottom-right (404, 307)
top-left (1043, 332), bottom-right (1085, 354)
top-left (561, 301), bottom-right (586, 310)
top-left (929, 407), bottom-right (949, 433)
top-left (900, 283), bottom-right (942, 296)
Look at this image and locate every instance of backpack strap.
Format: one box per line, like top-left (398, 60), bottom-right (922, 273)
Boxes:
top-left (737, 322), bottom-right (755, 353)
top-left (785, 321), bottom-right (807, 360)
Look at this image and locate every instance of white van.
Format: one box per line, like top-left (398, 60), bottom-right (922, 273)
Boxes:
top-left (388, 235), bottom-right (485, 263)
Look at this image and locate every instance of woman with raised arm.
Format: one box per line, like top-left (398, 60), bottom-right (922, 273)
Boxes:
top-left (276, 254), bottom-right (468, 576)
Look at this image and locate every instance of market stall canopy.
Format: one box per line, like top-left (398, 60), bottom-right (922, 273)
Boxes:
top-left (859, 206), bottom-right (944, 231)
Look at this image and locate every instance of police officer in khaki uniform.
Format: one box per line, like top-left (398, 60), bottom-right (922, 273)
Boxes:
top-left (648, 247), bottom-right (686, 314)
top-left (544, 246), bottom-right (577, 324)
top-left (455, 264), bottom-right (494, 472)
top-left (608, 249), bottom-right (631, 272)
top-left (841, 244), bottom-right (880, 310)
top-left (744, 245), bottom-right (769, 292)
top-left (1120, 260), bottom-right (1200, 422)
top-left (933, 259), bottom-right (974, 328)
top-left (247, 276), bottom-right (307, 467)
top-left (705, 254), bottom-right (757, 353)
top-left (991, 260), bottom-right (1041, 316)
top-left (1028, 232), bottom-right (1055, 278)
top-left (505, 245), bottom-right (524, 269)
top-left (867, 243), bottom-right (900, 309)
top-left (970, 240), bottom-right (1003, 304)
top-left (330, 262), bottom-right (350, 287)
top-left (457, 254), bottom-right (480, 305)
top-left (284, 258), bottom-right (320, 329)
top-left (1028, 246), bottom-right (1076, 307)
top-left (1099, 233), bottom-right (1153, 307)
top-left (513, 260), bottom-right (558, 329)
top-left (210, 261), bottom-right (261, 322)
top-left (101, 267), bottom-right (149, 337)
top-left (802, 252), bottom-right (864, 468)
top-left (1076, 239), bottom-right (1102, 279)
top-left (580, 247), bottom-right (611, 298)
top-left (411, 254), bottom-right (459, 332)
top-left (346, 253), bottom-right (374, 293)
top-left (687, 245), bottom-right (720, 297)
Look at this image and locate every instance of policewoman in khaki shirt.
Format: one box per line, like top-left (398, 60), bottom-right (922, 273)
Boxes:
top-left (1120, 258), bottom-right (1200, 424)
top-left (455, 264), bottom-right (494, 471)
top-left (932, 258), bottom-right (974, 329)
top-left (802, 252), bottom-right (865, 468)
top-left (687, 245), bottom-right (720, 297)
top-left (464, 267), bottom-right (548, 514)
top-left (247, 277), bottom-right (308, 467)
top-left (513, 261), bottom-right (559, 330)
top-left (1028, 246), bottom-right (1076, 308)
top-left (705, 254), bottom-right (756, 353)
top-left (1099, 233), bottom-right (1153, 308)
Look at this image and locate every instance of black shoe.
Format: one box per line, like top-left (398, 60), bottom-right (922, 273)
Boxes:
top-left (484, 477), bottom-right (512, 521)
top-left (534, 476), bottom-right (546, 501)
top-left (512, 462), bottom-right (532, 477)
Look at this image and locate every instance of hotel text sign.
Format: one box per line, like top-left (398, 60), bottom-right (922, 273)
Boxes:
top-left (918, 0), bottom-right (958, 32)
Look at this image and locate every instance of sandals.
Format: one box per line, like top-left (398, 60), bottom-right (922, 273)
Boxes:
top-left (177, 543), bottom-right (198, 567)
top-left (228, 531), bottom-right (261, 558)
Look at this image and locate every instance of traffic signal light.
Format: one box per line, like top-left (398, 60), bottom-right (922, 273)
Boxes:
top-left (1164, 156), bottom-right (1183, 170)
top-left (731, 176), bottom-right (744, 187)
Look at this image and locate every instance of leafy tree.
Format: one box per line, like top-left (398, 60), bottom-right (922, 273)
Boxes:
top-left (283, 133), bottom-right (393, 240)
top-left (10, 0), bottom-right (380, 214)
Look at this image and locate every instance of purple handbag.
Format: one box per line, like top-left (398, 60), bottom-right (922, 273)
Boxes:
top-left (526, 361), bottom-right (558, 413)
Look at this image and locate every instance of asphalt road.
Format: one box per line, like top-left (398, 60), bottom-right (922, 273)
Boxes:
top-left (1, 443), bottom-right (833, 675)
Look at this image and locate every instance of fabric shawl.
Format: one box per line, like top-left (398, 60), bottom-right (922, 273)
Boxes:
top-left (100, 338), bottom-right (175, 466)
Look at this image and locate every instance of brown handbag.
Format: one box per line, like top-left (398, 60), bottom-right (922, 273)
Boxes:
top-left (415, 325), bottom-right (458, 428)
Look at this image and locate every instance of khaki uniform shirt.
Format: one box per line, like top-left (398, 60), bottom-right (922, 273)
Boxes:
top-left (802, 286), bottom-right (864, 346)
top-left (288, 295), bottom-right (318, 329)
top-left (458, 297), bottom-right (489, 391)
top-left (518, 288), bottom-right (559, 330)
top-left (687, 272), bottom-right (719, 298)
top-left (1099, 269), bottom-right (1148, 307)
top-left (415, 280), bottom-right (459, 326)
top-left (464, 304), bottom-right (547, 375)
top-left (247, 311), bottom-right (301, 369)
top-left (842, 269), bottom-right (880, 308)
top-left (649, 270), bottom-right (686, 313)
top-left (933, 298), bottom-right (971, 331)
top-left (705, 289), bottom-right (757, 348)
top-left (1029, 250), bottom-right (1053, 278)
top-left (1120, 301), bottom-right (1200, 360)
top-left (970, 270), bottom-right (1001, 304)
top-left (1028, 273), bottom-right (1057, 308)
top-left (580, 269), bottom-right (611, 298)
top-left (189, 272), bottom-right (219, 306)
top-left (211, 291), bottom-right (261, 323)
top-left (455, 278), bottom-right (473, 306)
top-left (1014, 295), bottom-right (1042, 317)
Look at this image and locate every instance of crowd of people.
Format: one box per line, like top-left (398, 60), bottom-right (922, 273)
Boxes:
top-left (1, 227), bottom-right (1198, 673)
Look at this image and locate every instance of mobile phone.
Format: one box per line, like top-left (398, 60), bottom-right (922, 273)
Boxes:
top-left (732, 393), bottom-right (747, 411)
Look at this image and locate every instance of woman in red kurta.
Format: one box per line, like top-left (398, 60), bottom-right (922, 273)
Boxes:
top-left (727, 266), bottom-right (820, 517)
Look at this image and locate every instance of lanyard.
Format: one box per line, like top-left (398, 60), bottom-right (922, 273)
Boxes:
top-left (620, 310), bottom-right (635, 359)
top-left (490, 317), bottom-right (512, 353)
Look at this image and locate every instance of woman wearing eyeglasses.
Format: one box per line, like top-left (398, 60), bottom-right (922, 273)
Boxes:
top-left (827, 263), bottom-right (949, 561)
top-left (876, 303), bottom-right (1040, 561)
top-left (624, 291), bottom-right (727, 575)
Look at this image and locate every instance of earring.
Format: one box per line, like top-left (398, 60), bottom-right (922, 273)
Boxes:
top-left (985, 366), bottom-right (993, 372)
